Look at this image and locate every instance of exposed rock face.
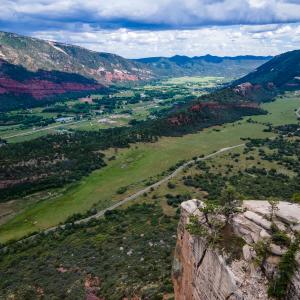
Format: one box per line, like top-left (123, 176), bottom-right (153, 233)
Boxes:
top-left (0, 75), bottom-right (102, 99)
top-left (0, 59), bottom-right (106, 110)
top-left (0, 31), bottom-right (153, 85)
top-left (173, 199), bottom-right (300, 300)
top-left (233, 82), bottom-right (263, 97)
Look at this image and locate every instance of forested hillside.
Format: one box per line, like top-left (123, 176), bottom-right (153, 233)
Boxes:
top-left (233, 50), bottom-right (300, 101)
top-left (134, 54), bottom-right (271, 78)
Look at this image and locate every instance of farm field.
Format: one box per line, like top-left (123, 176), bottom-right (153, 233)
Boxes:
top-left (0, 93), bottom-right (299, 243)
top-left (0, 76), bottom-right (225, 143)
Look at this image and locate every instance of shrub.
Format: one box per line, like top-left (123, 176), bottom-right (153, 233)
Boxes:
top-left (272, 231), bottom-right (291, 247)
top-left (116, 186), bottom-right (127, 194)
top-left (268, 236), bottom-right (300, 299)
top-left (167, 182), bottom-right (176, 189)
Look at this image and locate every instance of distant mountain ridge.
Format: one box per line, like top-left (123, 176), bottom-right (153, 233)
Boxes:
top-left (0, 31), bottom-right (271, 83)
top-left (133, 54), bottom-right (272, 78)
top-left (0, 30), bottom-right (273, 111)
top-left (0, 31), bottom-right (153, 111)
top-left (135, 54), bottom-right (271, 63)
top-left (0, 31), bottom-right (152, 85)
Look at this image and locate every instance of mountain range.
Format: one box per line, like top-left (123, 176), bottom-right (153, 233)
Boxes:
top-left (133, 54), bottom-right (271, 78)
top-left (0, 31), bottom-right (151, 84)
top-left (1, 31), bottom-right (299, 112)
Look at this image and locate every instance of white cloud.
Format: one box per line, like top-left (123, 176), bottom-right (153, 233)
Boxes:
top-left (2, 0), bottom-right (300, 28)
top-left (1, 1), bottom-right (300, 58)
top-left (33, 23), bottom-right (300, 58)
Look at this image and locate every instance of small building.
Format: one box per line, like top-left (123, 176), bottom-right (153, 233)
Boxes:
top-left (55, 116), bottom-right (74, 123)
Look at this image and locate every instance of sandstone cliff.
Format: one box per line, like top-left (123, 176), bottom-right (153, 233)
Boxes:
top-left (173, 199), bottom-right (300, 300)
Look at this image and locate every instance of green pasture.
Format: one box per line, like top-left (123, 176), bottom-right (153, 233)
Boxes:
top-left (0, 94), bottom-right (299, 243)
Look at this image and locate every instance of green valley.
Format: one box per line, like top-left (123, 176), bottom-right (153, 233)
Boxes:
top-left (0, 92), bottom-right (299, 243)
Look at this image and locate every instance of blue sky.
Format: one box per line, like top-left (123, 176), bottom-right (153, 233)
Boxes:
top-left (1, 0), bottom-right (300, 58)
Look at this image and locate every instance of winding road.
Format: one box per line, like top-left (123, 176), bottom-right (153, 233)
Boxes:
top-left (3, 105), bottom-right (300, 245)
top-left (43, 143), bottom-right (245, 232)
top-left (0, 143), bottom-right (245, 249)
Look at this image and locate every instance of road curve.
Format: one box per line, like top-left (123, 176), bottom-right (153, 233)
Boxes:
top-left (2, 104), bottom-right (299, 246)
top-left (45, 143), bottom-right (245, 231)
top-left (1, 143), bottom-right (245, 248)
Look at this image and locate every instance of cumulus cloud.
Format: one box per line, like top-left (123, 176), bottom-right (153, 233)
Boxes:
top-left (33, 23), bottom-right (300, 58)
top-left (1, 0), bottom-right (300, 31)
top-left (0, 1), bottom-right (300, 57)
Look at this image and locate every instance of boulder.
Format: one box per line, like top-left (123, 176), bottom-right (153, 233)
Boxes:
top-left (269, 243), bottom-right (287, 256)
top-left (244, 211), bottom-right (271, 230)
top-left (242, 244), bottom-right (253, 261)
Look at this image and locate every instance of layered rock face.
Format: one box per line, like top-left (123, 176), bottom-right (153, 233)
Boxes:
top-left (0, 76), bottom-right (102, 99)
top-left (173, 199), bottom-right (300, 300)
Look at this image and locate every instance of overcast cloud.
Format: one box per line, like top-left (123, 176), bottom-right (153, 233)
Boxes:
top-left (1, 0), bottom-right (300, 57)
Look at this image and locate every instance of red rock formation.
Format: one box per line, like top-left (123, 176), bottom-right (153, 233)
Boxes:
top-left (233, 82), bottom-right (264, 96)
top-left (85, 274), bottom-right (102, 300)
top-left (102, 71), bottom-right (139, 82)
top-left (189, 102), bottom-right (223, 112)
top-left (0, 75), bottom-right (103, 99)
top-left (168, 102), bottom-right (260, 126)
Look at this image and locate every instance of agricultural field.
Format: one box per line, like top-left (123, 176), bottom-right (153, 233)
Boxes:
top-left (0, 92), bottom-right (299, 243)
top-left (0, 76), bottom-right (225, 143)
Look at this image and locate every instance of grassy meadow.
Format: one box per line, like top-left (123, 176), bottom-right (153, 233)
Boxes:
top-left (0, 93), bottom-right (299, 243)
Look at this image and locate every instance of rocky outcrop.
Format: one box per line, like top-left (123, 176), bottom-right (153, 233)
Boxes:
top-left (0, 31), bottom-right (153, 85)
top-left (0, 75), bottom-right (102, 99)
top-left (233, 82), bottom-right (263, 97)
top-left (0, 59), bottom-right (106, 110)
top-left (173, 199), bottom-right (300, 300)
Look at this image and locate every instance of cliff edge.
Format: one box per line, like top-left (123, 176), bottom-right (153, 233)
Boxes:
top-left (172, 199), bottom-right (300, 300)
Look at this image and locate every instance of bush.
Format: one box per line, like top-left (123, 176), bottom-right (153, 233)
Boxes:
top-left (116, 186), bottom-right (127, 194)
top-left (272, 231), bottom-right (291, 247)
top-left (167, 182), bottom-right (176, 189)
top-left (268, 236), bottom-right (300, 299)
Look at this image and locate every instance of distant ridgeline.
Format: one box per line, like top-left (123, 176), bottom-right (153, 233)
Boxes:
top-left (133, 54), bottom-right (271, 78)
top-left (233, 50), bottom-right (300, 101)
top-left (0, 30), bottom-right (272, 111)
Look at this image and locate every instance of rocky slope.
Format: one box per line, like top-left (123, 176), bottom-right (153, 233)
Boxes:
top-left (173, 199), bottom-right (300, 300)
top-left (0, 31), bottom-right (152, 84)
top-left (0, 59), bottom-right (105, 111)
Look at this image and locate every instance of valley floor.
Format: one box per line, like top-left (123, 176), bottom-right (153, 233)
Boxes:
top-left (0, 95), bottom-right (300, 243)
top-left (1, 94), bottom-right (300, 300)
top-left (0, 93), bottom-right (299, 243)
